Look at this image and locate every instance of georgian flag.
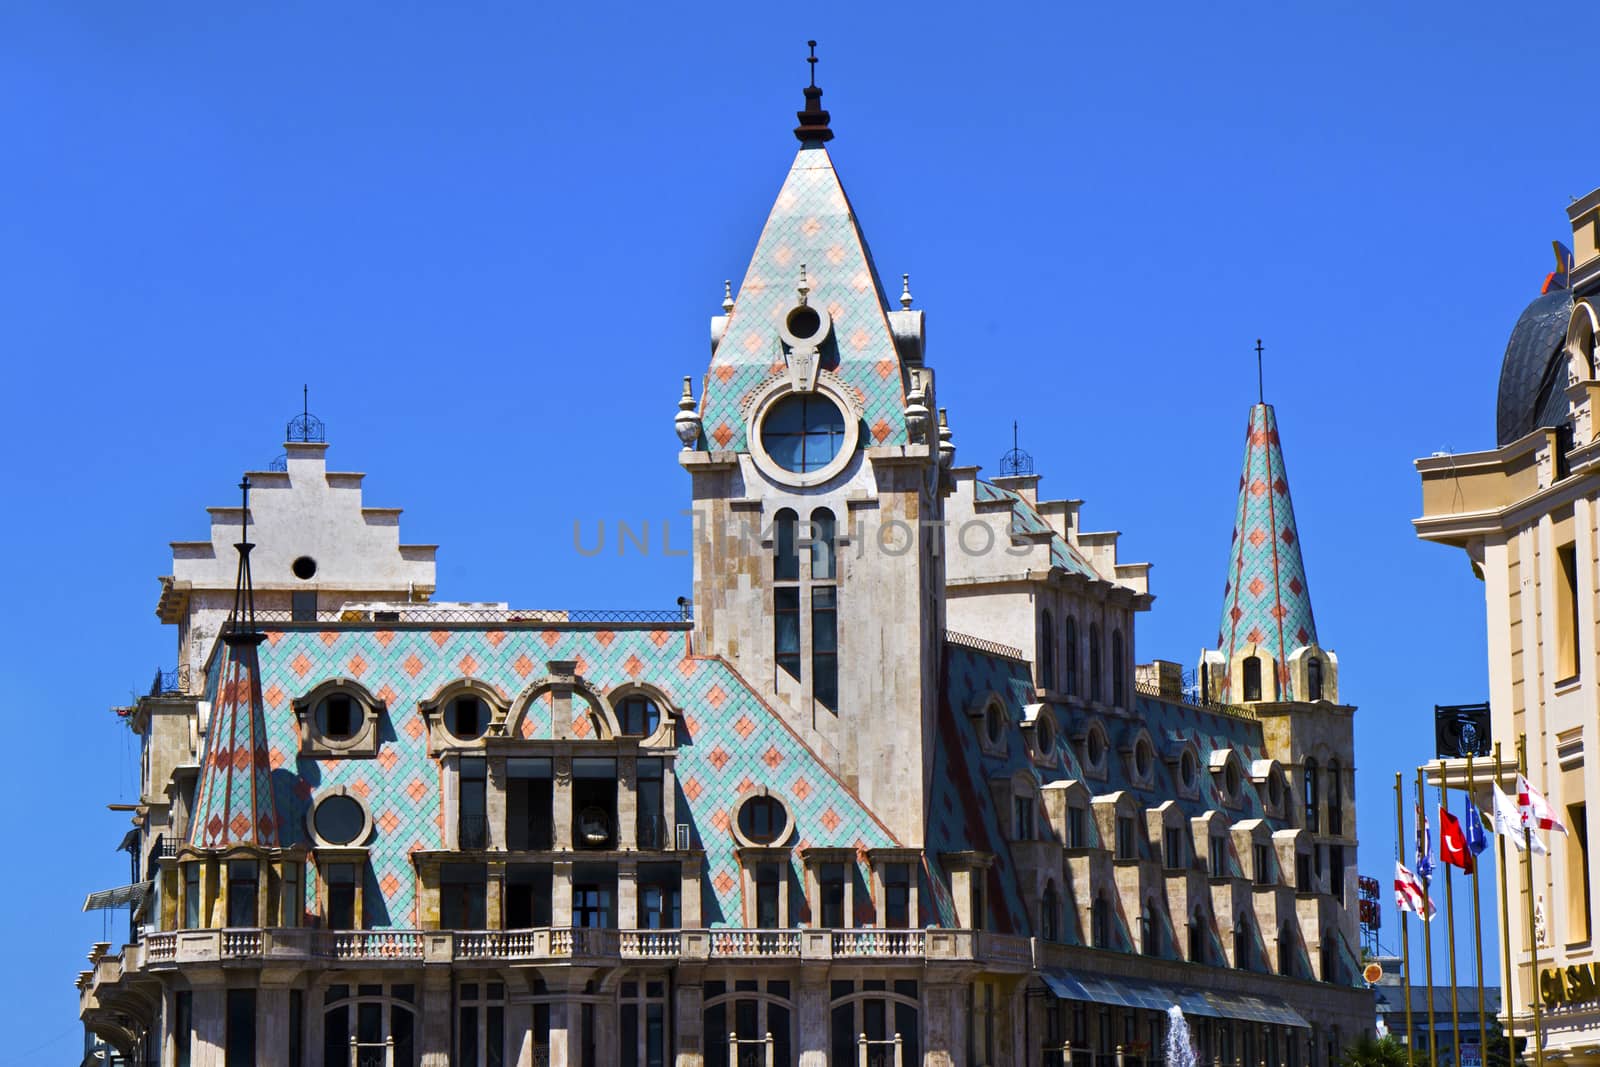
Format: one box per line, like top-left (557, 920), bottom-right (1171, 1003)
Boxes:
top-left (1491, 785), bottom-right (1549, 854)
top-left (1395, 861), bottom-right (1435, 919)
top-left (1517, 775), bottom-right (1569, 835)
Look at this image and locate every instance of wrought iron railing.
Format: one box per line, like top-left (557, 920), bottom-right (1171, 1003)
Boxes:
top-left (1134, 679), bottom-right (1256, 721)
top-left (252, 606), bottom-right (692, 625)
top-left (945, 630), bottom-right (1028, 663)
top-left (149, 668), bottom-right (183, 697)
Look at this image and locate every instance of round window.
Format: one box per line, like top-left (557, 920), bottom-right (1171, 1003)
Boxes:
top-left (292, 556), bottom-right (318, 580)
top-left (786, 305), bottom-right (824, 342)
top-left (1086, 728), bottom-right (1106, 767)
top-left (445, 695), bottom-right (487, 741)
top-left (1269, 774), bottom-right (1284, 808)
top-left (984, 702), bottom-right (1006, 745)
top-left (314, 794), bottom-right (366, 845)
top-left (1225, 761), bottom-right (1241, 798)
top-left (760, 394), bottom-right (848, 474)
top-left (617, 696), bottom-right (661, 737)
top-left (1134, 739), bottom-right (1153, 779)
top-left (737, 796), bottom-right (788, 845)
top-left (1180, 752), bottom-right (1199, 790)
top-left (1036, 713), bottom-right (1055, 752)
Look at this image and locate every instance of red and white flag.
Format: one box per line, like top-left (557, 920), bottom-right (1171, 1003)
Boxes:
top-left (1517, 774), bottom-right (1569, 835)
top-left (1438, 808), bottom-right (1476, 874)
top-left (1394, 860), bottom-right (1435, 919)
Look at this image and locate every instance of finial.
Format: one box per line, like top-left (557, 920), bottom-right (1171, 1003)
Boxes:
top-left (793, 41), bottom-right (834, 144)
top-left (722, 280), bottom-right (734, 313)
top-left (797, 264), bottom-right (810, 306)
top-left (999, 421), bottom-right (1034, 477)
top-left (937, 408), bottom-right (956, 469)
top-left (674, 375), bottom-right (703, 450)
top-left (286, 387), bottom-right (326, 444)
top-left (1255, 338), bottom-right (1264, 405)
top-left (900, 273), bottom-right (913, 310)
top-left (225, 474), bottom-right (261, 642)
top-left (239, 476), bottom-right (251, 542)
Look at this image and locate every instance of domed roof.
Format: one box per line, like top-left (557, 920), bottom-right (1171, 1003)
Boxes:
top-left (1496, 287), bottom-right (1573, 447)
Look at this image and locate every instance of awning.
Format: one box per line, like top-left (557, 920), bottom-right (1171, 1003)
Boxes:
top-left (83, 881), bottom-right (152, 912)
top-left (1041, 968), bottom-right (1310, 1029)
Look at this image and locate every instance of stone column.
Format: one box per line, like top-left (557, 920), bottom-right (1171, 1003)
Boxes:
top-left (554, 860), bottom-right (574, 927)
top-left (510, 1001), bottom-right (536, 1067)
top-left (487, 859), bottom-right (506, 931)
top-left (554, 756), bottom-right (574, 850)
top-left (796, 979), bottom-right (829, 1067)
top-left (417, 858), bottom-right (441, 930)
top-left (256, 983), bottom-right (291, 1064)
top-left (618, 754), bottom-right (638, 850)
top-left (160, 985), bottom-right (178, 1067)
top-left (922, 982), bottom-right (967, 1067)
top-left (419, 968), bottom-right (452, 1067)
top-left (488, 755), bottom-right (509, 851)
top-left (619, 860), bottom-right (640, 930)
top-left (191, 985), bottom-right (225, 1067)
top-left (442, 753), bottom-right (460, 850)
top-left (674, 981), bottom-right (705, 1067)
top-left (681, 856), bottom-right (703, 928)
top-left (663, 756), bottom-right (679, 850)
top-left (590, 992), bottom-right (618, 1065)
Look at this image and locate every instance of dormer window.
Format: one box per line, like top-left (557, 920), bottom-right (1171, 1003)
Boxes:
top-left (1115, 816), bottom-right (1138, 860)
top-left (1067, 805), bottom-right (1089, 849)
top-left (1132, 737), bottom-right (1154, 783)
top-left (1179, 751), bottom-right (1199, 794)
top-left (736, 795), bottom-right (789, 846)
top-left (445, 695), bottom-right (487, 742)
top-left (294, 681), bottom-right (383, 758)
top-left (616, 695), bottom-right (661, 738)
top-left (1307, 656), bottom-right (1324, 701)
top-left (323, 695), bottom-right (355, 740)
top-left (1013, 796), bottom-right (1035, 841)
top-left (1081, 721), bottom-right (1109, 776)
top-left (983, 701), bottom-right (1006, 748)
top-left (1243, 656), bottom-right (1263, 702)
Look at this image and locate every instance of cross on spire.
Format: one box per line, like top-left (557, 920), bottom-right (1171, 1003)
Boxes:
top-left (793, 40), bottom-right (834, 143)
top-left (1255, 338), bottom-right (1264, 405)
top-left (808, 40), bottom-right (818, 87)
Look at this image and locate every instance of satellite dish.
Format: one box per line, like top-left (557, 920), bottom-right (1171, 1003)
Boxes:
top-left (1363, 962), bottom-right (1385, 985)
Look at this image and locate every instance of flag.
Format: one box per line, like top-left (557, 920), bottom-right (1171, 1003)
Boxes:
top-left (1464, 797), bottom-right (1488, 856)
top-left (1439, 807), bottom-right (1476, 874)
top-left (1492, 785), bottom-right (1549, 854)
top-left (1395, 861), bottom-right (1436, 919)
top-left (1518, 774), bottom-right (1569, 835)
top-left (1416, 806), bottom-right (1435, 884)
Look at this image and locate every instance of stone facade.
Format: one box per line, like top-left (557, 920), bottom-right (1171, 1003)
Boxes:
top-left (1415, 186), bottom-right (1600, 1064)
top-left (78, 69), bottom-right (1371, 1067)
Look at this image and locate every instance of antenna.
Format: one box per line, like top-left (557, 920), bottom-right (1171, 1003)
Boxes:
top-left (999, 420), bottom-right (1034, 477)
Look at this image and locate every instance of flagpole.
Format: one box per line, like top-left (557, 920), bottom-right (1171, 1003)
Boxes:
top-left (1397, 771), bottom-right (1416, 1056)
top-left (1441, 776), bottom-right (1463, 1056)
top-left (1467, 752), bottom-right (1489, 1067)
top-left (1519, 733), bottom-right (1547, 1067)
top-left (1419, 766), bottom-right (1439, 1067)
top-left (1495, 742), bottom-right (1517, 1067)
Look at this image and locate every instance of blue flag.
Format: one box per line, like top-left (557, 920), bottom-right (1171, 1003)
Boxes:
top-left (1415, 807), bottom-right (1435, 884)
top-left (1465, 796), bottom-right (1489, 856)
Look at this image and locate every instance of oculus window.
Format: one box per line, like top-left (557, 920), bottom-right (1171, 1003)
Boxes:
top-left (760, 394), bottom-right (847, 474)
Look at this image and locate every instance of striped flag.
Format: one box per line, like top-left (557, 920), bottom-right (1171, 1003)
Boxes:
top-left (1395, 861), bottom-right (1435, 919)
top-left (1517, 774), bottom-right (1569, 835)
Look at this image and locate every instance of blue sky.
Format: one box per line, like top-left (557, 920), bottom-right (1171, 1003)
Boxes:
top-left (0, 1), bottom-right (1586, 1051)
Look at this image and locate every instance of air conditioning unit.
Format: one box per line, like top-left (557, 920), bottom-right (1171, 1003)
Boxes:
top-left (676, 823), bottom-right (692, 851)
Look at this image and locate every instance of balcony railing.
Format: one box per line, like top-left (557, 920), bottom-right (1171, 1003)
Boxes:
top-left (708, 929), bottom-right (800, 958)
top-left (831, 929), bottom-right (925, 957)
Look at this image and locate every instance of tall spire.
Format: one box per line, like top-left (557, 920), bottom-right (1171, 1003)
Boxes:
top-left (794, 40), bottom-right (834, 144)
top-left (1216, 402), bottom-right (1318, 688)
top-left (189, 477), bottom-right (280, 848)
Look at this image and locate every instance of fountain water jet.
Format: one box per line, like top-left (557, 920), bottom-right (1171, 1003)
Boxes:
top-left (1165, 1005), bottom-right (1198, 1067)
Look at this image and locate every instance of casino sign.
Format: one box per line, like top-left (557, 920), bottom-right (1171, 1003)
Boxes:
top-left (1540, 962), bottom-right (1600, 1007)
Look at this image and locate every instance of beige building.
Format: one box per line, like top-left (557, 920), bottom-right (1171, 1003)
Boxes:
top-left (77, 62), bottom-right (1371, 1067)
top-left (1415, 186), bottom-right (1600, 1062)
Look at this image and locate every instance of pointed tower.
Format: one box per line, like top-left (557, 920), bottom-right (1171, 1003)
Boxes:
top-left (1201, 401), bottom-right (1338, 705)
top-left (678, 48), bottom-right (941, 845)
top-left (177, 478), bottom-right (304, 931)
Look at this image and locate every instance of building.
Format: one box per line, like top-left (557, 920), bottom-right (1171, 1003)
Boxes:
top-left (76, 61), bottom-right (1373, 1067)
top-left (1415, 188), bottom-right (1600, 1064)
top-left (1369, 956), bottom-right (1502, 1067)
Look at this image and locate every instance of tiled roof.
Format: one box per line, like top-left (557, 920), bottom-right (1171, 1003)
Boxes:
top-left (234, 626), bottom-right (896, 928)
top-left (973, 480), bottom-right (1100, 579)
top-left (1216, 403), bottom-right (1318, 685)
top-left (697, 145), bottom-right (907, 455)
top-left (190, 634), bottom-right (282, 849)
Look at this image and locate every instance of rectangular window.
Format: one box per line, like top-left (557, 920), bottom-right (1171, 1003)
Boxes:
top-left (1330, 845), bottom-right (1347, 905)
top-left (1115, 816), bottom-right (1137, 860)
top-left (441, 865), bottom-right (488, 929)
top-left (573, 864), bottom-right (617, 928)
top-left (1297, 852), bottom-right (1313, 893)
top-left (819, 863), bottom-right (847, 928)
top-left (327, 863), bottom-right (358, 928)
top-left (638, 863), bottom-right (680, 930)
top-left (812, 587), bottom-right (838, 711)
top-left (459, 756), bottom-right (488, 849)
top-left (1210, 835), bottom-right (1228, 878)
top-left (1558, 542), bottom-right (1581, 680)
top-left (754, 863), bottom-right (782, 928)
top-left (1164, 828), bottom-right (1184, 870)
top-left (1014, 796), bottom-right (1035, 841)
top-left (289, 990), bottom-right (303, 1067)
top-left (175, 991), bottom-right (193, 1067)
top-left (637, 759), bottom-right (665, 849)
top-left (280, 862), bottom-right (302, 927)
top-left (1570, 803), bottom-right (1591, 944)
top-left (183, 864), bottom-right (200, 928)
top-left (507, 758), bottom-right (554, 851)
top-left (884, 863), bottom-right (912, 929)
top-left (1254, 843), bottom-right (1273, 886)
top-left (506, 864), bottom-right (553, 929)
top-left (226, 989), bottom-right (257, 1067)
top-left (1067, 807), bottom-right (1088, 849)
top-left (775, 588), bottom-right (801, 682)
top-left (227, 860), bottom-right (258, 927)
top-left (290, 589), bottom-right (317, 622)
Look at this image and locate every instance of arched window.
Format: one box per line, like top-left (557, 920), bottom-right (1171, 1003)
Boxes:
top-left (808, 508), bottom-right (836, 580)
top-left (1235, 914), bottom-right (1253, 970)
top-left (1091, 895), bottom-right (1112, 949)
top-left (1304, 758), bottom-right (1320, 833)
top-left (1327, 759), bottom-right (1344, 835)
top-left (1189, 908), bottom-right (1208, 964)
top-left (1039, 610), bottom-right (1055, 691)
top-left (1307, 656), bottom-right (1324, 701)
top-left (1242, 655), bottom-right (1263, 702)
top-left (774, 509), bottom-right (799, 581)
top-left (1064, 617), bottom-right (1078, 696)
top-left (1041, 883), bottom-right (1060, 942)
top-left (1089, 624), bottom-right (1103, 704)
top-left (1278, 922), bottom-right (1295, 976)
top-left (1111, 628), bottom-right (1126, 707)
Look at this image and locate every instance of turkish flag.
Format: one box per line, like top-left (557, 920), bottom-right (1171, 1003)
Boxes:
top-left (1439, 807), bottom-right (1476, 874)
